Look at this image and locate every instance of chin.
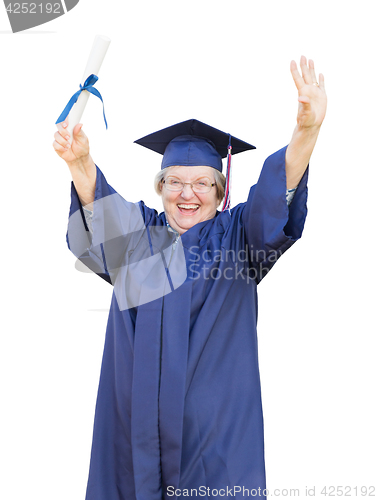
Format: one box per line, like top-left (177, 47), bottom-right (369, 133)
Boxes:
top-left (178, 220), bottom-right (197, 231)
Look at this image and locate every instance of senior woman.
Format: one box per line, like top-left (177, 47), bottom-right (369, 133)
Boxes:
top-left (54, 56), bottom-right (326, 500)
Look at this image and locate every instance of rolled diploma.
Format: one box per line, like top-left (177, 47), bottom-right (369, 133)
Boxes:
top-left (65, 35), bottom-right (111, 143)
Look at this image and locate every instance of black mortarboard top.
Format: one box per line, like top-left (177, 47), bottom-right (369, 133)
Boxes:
top-left (134, 119), bottom-right (256, 210)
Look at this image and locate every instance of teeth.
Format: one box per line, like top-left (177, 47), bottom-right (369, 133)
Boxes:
top-left (178, 204), bottom-right (199, 209)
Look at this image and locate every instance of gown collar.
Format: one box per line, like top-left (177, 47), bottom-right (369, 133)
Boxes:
top-left (161, 211), bottom-right (224, 249)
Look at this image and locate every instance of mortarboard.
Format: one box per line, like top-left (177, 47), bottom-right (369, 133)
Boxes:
top-left (134, 119), bottom-right (256, 211)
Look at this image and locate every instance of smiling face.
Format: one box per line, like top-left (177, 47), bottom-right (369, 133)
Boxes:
top-left (160, 166), bottom-right (220, 235)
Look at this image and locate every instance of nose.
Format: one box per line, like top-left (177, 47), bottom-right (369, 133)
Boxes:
top-left (180, 183), bottom-right (196, 200)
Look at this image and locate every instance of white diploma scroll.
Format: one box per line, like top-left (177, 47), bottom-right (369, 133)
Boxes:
top-left (65, 35), bottom-right (111, 143)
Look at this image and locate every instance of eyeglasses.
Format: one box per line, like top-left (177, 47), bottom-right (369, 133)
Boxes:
top-left (163, 177), bottom-right (216, 194)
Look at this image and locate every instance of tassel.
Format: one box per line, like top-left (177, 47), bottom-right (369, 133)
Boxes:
top-left (221, 135), bottom-right (232, 211)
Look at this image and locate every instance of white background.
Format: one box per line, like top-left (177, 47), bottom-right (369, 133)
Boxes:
top-left (0, 1), bottom-right (376, 498)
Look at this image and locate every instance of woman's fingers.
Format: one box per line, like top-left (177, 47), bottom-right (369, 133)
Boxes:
top-left (298, 95), bottom-right (311, 104)
top-left (292, 56), bottom-right (323, 89)
top-left (72, 124), bottom-right (89, 152)
top-left (53, 120), bottom-right (89, 161)
top-left (290, 60), bottom-right (305, 90)
top-left (54, 122), bottom-right (85, 147)
top-left (300, 55), bottom-right (314, 85)
top-left (53, 139), bottom-right (68, 154)
top-left (72, 123), bottom-right (86, 145)
top-left (54, 130), bottom-right (70, 149)
top-left (56, 119), bottom-right (68, 133)
top-left (308, 59), bottom-right (318, 84)
top-left (73, 123), bottom-right (83, 136)
top-left (318, 72), bottom-right (325, 91)
top-left (56, 120), bottom-right (71, 145)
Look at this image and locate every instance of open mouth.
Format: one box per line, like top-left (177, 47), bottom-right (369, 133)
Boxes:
top-left (177, 204), bottom-right (200, 215)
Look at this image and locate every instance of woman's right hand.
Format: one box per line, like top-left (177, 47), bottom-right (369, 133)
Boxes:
top-left (53, 120), bottom-right (90, 166)
top-left (53, 120), bottom-right (96, 206)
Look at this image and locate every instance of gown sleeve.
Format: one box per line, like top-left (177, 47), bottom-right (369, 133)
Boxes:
top-left (241, 145), bottom-right (309, 284)
top-left (66, 165), bottom-right (150, 285)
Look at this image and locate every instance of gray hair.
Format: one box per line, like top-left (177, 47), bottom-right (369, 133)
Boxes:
top-left (154, 166), bottom-right (226, 206)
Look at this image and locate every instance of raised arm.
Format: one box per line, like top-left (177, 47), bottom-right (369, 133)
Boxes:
top-left (285, 56), bottom-right (327, 189)
top-left (53, 120), bottom-right (96, 209)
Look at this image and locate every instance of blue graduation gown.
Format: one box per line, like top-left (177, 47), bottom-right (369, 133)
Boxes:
top-left (66, 146), bottom-right (308, 500)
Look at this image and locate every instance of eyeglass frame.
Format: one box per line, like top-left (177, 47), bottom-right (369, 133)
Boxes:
top-left (162, 177), bottom-right (217, 194)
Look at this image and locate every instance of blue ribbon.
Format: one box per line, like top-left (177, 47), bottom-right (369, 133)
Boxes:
top-left (55, 74), bottom-right (108, 129)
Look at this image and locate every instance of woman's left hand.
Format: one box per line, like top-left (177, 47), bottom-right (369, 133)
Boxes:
top-left (290, 56), bottom-right (327, 130)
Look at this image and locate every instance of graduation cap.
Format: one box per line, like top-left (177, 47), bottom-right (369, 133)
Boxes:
top-left (134, 119), bottom-right (256, 211)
